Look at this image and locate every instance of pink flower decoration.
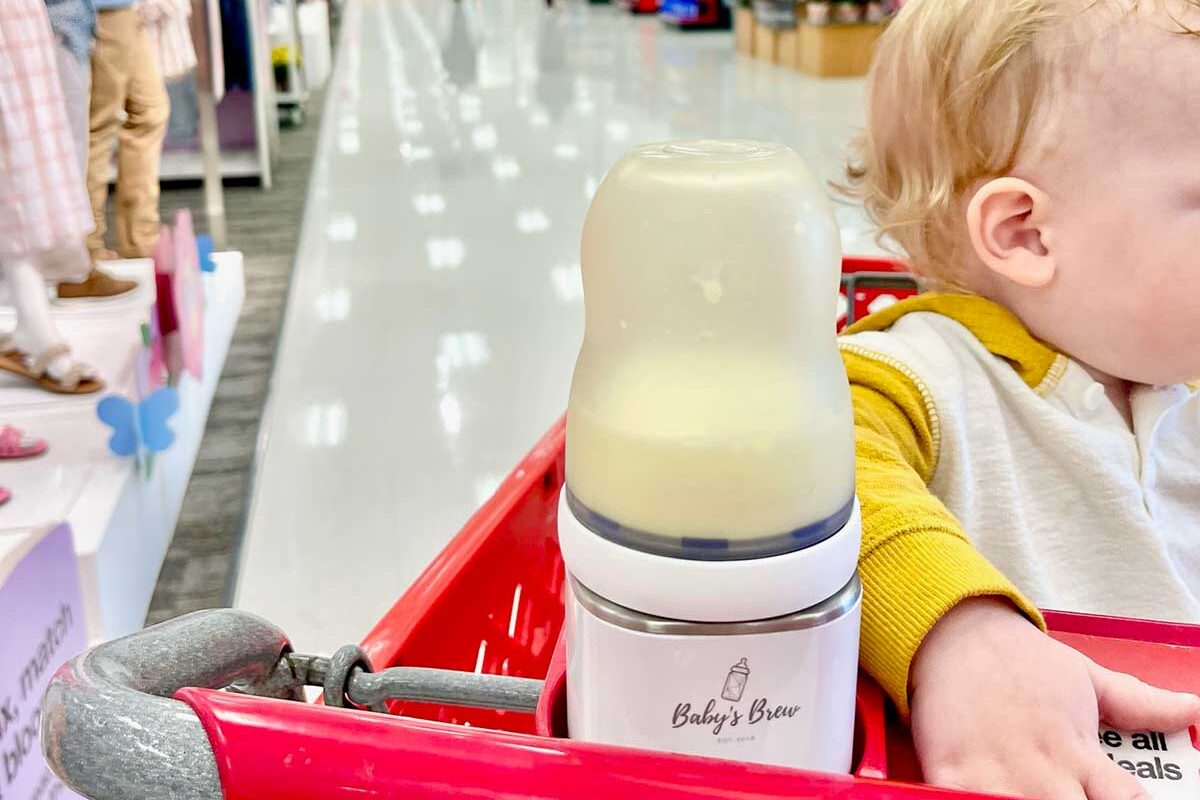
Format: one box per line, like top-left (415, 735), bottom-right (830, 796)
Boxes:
top-left (153, 210), bottom-right (206, 382)
top-left (171, 210), bottom-right (206, 381)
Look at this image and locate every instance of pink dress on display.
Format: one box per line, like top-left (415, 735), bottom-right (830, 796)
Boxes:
top-left (0, 0), bottom-right (93, 281)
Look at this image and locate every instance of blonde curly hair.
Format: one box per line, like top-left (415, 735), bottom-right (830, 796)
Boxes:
top-left (845, 0), bottom-right (1200, 285)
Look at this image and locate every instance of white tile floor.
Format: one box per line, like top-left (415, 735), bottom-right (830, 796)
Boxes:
top-left (235, 0), bottom-right (884, 652)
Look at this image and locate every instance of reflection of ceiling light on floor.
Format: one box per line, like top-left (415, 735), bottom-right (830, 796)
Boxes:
top-left (574, 98), bottom-right (596, 116)
top-left (553, 143), bottom-right (580, 161)
top-left (529, 110), bottom-right (550, 128)
top-left (427, 237), bottom-right (466, 270)
top-left (435, 332), bottom-right (492, 389)
top-left (338, 130), bottom-right (361, 154)
top-left (605, 121), bottom-right (631, 142)
top-left (325, 214), bottom-right (357, 242)
top-left (439, 393), bottom-right (463, 436)
top-left (401, 119), bottom-right (424, 135)
top-left (413, 193), bottom-right (446, 216)
top-left (472, 124), bottom-right (498, 151)
top-left (492, 156), bottom-right (521, 180)
top-left (436, 331), bottom-right (492, 374)
top-left (584, 176), bottom-right (598, 199)
top-left (473, 474), bottom-right (504, 505)
top-left (337, 114), bottom-right (359, 130)
top-left (315, 288), bottom-right (352, 322)
top-left (516, 208), bottom-right (551, 234)
top-left (550, 264), bottom-right (583, 302)
top-left (400, 142), bottom-right (433, 162)
top-left (442, 331), bottom-right (491, 365)
top-left (304, 402), bottom-right (347, 448)
top-left (480, 61), bottom-right (513, 89)
top-left (458, 93), bottom-right (483, 123)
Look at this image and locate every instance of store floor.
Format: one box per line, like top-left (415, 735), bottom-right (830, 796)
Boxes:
top-left (228, 0), bottom-right (884, 653)
top-left (145, 98), bottom-right (326, 623)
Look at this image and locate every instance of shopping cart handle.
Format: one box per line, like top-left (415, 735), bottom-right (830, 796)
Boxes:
top-left (41, 608), bottom-right (296, 800)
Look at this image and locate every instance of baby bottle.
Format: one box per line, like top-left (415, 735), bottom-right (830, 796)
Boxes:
top-left (721, 658), bottom-right (751, 702)
top-left (559, 140), bottom-right (862, 772)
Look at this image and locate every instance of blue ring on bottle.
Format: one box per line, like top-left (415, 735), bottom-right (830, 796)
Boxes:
top-left (564, 488), bottom-right (855, 562)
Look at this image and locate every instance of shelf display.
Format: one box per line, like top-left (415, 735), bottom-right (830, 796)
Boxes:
top-left (617, 0), bottom-right (660, 13)
top-left (660, 0), bottom-right (730, 29)
top-left (162, 0), bottom-right (278, 186)
top-left (737, 0), bottom-right (890, 76)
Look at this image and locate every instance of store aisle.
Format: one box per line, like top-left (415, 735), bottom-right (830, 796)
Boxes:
top-left (146, 95), bottom-right (328, 625)
top-left (235, 0), bottom-right (883, 652)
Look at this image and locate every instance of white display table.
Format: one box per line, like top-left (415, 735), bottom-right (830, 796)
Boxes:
top-left (0, 255), bottom-right (244, 642)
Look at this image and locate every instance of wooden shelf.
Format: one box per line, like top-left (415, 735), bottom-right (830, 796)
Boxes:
top-left (796, 21), bottom-right (885, 77)
top-left (737, 7), bottom-right (886, 78)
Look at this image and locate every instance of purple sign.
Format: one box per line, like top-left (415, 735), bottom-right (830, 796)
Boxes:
top-left (0, 524), bottom-right (86, 800)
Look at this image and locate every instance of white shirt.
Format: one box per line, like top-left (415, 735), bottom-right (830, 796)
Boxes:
top-left (842, 311), bottom-right (1200, 622)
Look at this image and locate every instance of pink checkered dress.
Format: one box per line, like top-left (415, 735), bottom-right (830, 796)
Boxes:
top-left (0, 0), bottom-right (93, 279)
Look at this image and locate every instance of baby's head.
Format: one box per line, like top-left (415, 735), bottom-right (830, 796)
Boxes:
top-left (848, 0), bottom-right (1200, 384)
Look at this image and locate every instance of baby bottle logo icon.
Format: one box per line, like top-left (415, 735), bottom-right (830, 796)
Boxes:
top-left (720, 658), bottom-right (751, 702)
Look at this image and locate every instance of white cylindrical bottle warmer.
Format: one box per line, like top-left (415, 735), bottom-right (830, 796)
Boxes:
top-left (560, 140), bottom-right (861, 772)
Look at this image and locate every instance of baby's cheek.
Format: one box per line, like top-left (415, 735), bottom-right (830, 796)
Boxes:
top-left (1134, 298), bottom-right (1200, 382)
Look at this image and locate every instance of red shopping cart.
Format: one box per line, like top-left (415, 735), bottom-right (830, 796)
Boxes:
top-left (839, 255), bottom-right (917, 330)
top-left (43, 259), bottom-right (1200, 800)
top-left (617, 0), bottom-right (661, 13)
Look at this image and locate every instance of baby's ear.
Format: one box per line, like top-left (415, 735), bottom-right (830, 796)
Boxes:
top-left (966, 178), bottom-right (1055, 288)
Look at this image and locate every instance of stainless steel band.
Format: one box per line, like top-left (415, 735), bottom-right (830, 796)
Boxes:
top-left (569, 572), bottom-right (862, 635)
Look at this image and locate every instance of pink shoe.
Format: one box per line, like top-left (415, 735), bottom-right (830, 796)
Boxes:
top-left (0, 487), bottom-right (11, 505)
top-left (0, 425), bottom-right (47, 459)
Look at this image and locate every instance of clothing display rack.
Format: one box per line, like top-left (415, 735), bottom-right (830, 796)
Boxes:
top-left (163, 0), bottom-right (278, 188)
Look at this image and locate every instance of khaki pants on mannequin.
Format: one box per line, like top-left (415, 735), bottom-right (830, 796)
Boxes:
top-left (86, 7), bottom-right (170, 260)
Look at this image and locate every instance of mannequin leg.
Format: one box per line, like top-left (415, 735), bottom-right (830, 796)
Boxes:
top-left (87, 9), bottom-right (133, 259)
top-left (114, 16), bottom-right (169, 259)
top-left (5, 257), bottom-right (79, 383)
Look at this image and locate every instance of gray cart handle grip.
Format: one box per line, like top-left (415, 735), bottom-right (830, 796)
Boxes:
top-left (42, 609), bottom-right (548, 800)
top-left (42, 609), bottom-right (294, 800)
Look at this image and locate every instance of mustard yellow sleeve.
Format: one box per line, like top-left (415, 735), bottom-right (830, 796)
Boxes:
top-left (842, 348), bottom-right (1045, 716)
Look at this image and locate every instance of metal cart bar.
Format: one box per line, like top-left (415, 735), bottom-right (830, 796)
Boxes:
top-left (839, 271), bottom-right (919, 327)
top-left (42, 609), bottom-right (548, 800)
top-left (300, 646), bottom-right (544, 713)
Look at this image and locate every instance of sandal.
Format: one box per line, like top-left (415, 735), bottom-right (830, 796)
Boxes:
top-left (0, 341), bottom-right (104, 395)
top-left (0, 425), bottom-right (47, 459)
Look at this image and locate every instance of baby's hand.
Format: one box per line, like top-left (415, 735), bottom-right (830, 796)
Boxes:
top-left (910, 598), bottom-right (1200, 800)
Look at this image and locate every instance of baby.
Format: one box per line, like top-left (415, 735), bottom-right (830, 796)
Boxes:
top-left (841, 0), bottom-right (1200, 797)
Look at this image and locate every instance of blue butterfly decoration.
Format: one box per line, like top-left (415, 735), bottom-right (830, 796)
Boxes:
top-left (96, 387), bottom-right (181, 457)
top-left (196, 234), bottom-right (216, 273)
